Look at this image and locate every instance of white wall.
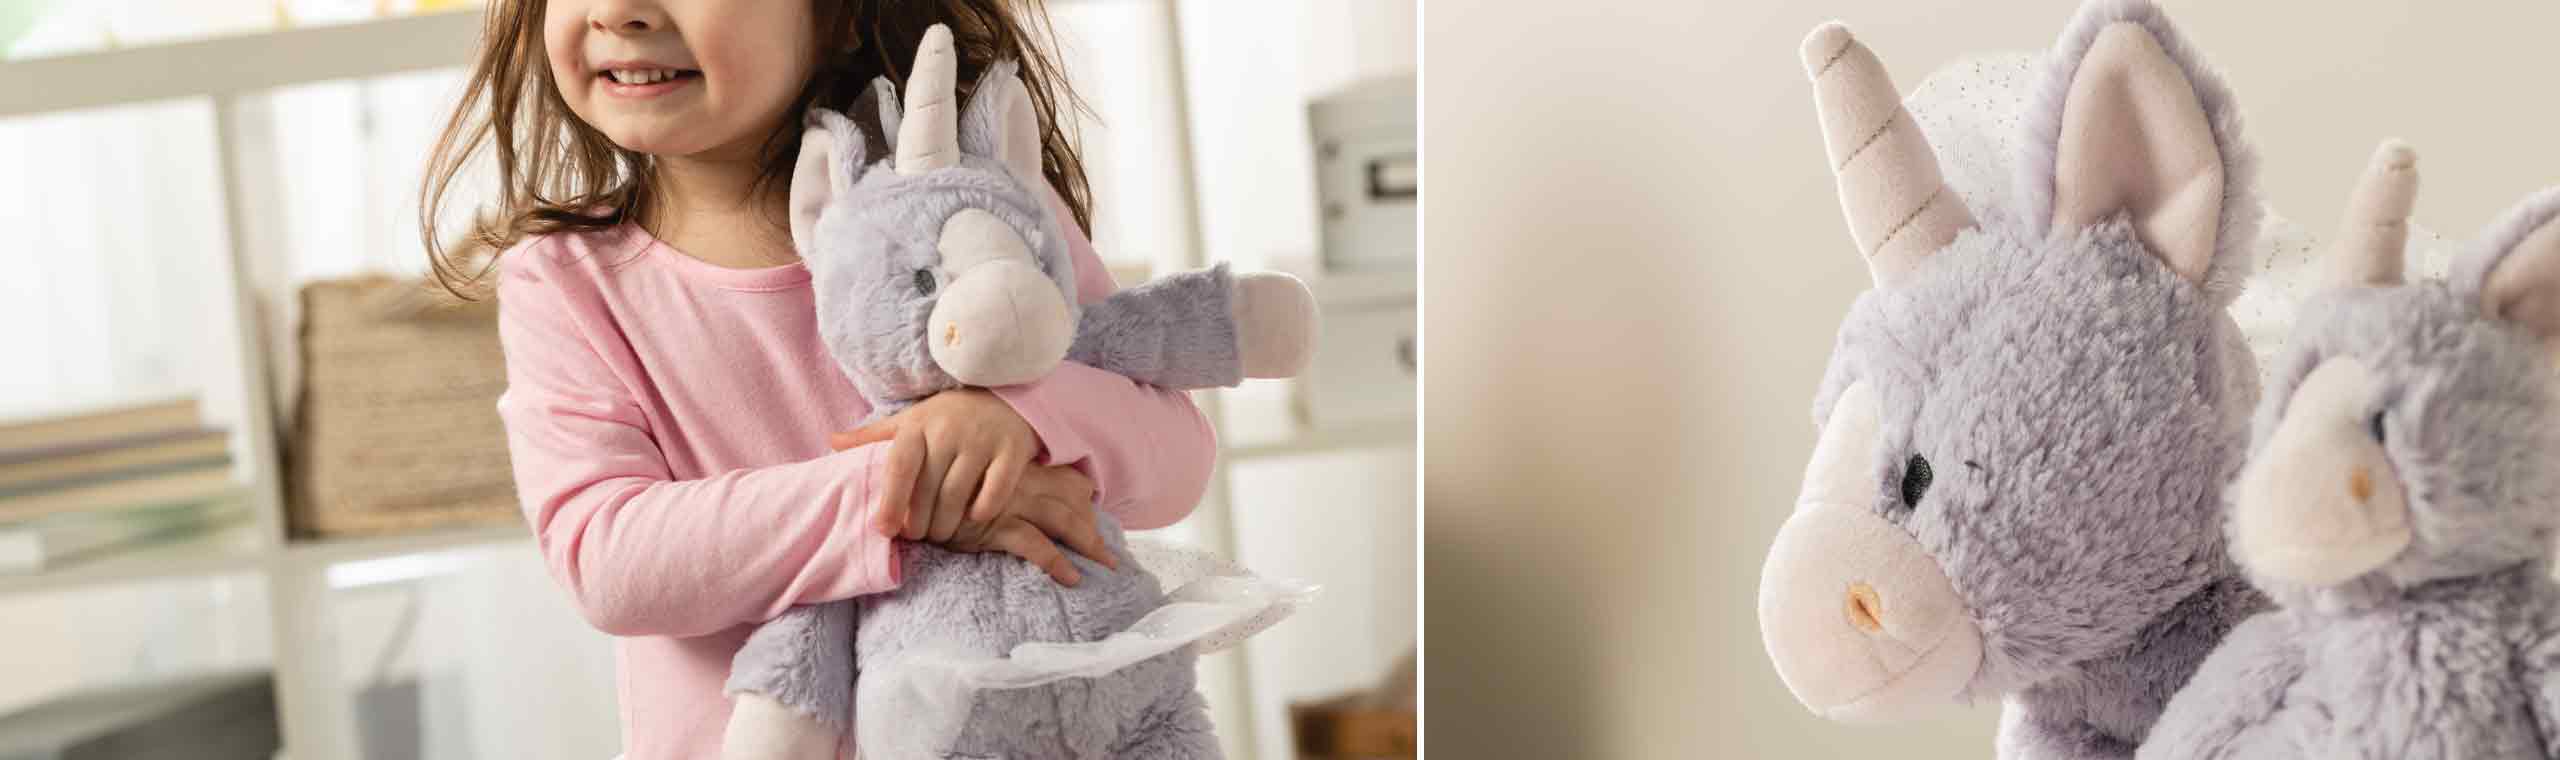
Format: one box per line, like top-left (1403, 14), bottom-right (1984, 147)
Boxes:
top-left (1425, 0), bottom-right (2560, 757)
top-left (1166, 4), bottom-right (1418, 760)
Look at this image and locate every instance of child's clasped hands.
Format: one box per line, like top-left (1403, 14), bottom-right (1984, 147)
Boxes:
top-left (829, 387), bottom-right (1119, 586)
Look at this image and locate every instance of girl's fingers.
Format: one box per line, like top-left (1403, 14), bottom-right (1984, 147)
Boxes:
top-left (904, 435), bottom-right (951, 542)
top-left (931, 452), bottom-right (983, 543)
top-left (874, 424), bottom-right (927, 536)
top-left (970, 453), bottom-right (1027, 524)
top-left (1022, 491), bottom-right (1116, 570)
top-left (950, 511), bottom-right (996, 549)
top-left (993, 520), bottom-right (1080, 586)
top-left (832, 421), bottom-right (899, 451)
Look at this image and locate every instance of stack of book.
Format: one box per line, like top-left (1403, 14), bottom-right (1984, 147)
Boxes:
top-left (0, 396), bottom-right (247, 574)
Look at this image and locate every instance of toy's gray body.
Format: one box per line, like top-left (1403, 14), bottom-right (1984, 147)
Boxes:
top-left (860, 517), bottom-right (1216, 759)
top-left (722, 48), bottom-right (1255, 759)
top-left (737, 509), bottom-right (1216, 760)
top-left (2141, 185), bottom-right (2560, 759)
top-left (2153, 569), bottom-right (2552, 759)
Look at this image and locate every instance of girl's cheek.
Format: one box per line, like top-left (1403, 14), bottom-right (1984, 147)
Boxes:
top-left (539, 6), bottom-right (588, 107)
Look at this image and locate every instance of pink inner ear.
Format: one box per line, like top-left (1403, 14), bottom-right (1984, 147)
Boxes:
top-left (998, 78), bottom-right (1043, 186)
top-left (787, 126), bottom-right (839, 254)
top-left (2051, 23), bottom-right (2223, 284)
top-left (2485, 220), bottom-right (2560, 342)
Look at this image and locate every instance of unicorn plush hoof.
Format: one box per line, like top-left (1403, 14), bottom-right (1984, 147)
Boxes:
top-left (721, 693), bottom-right (839, 760)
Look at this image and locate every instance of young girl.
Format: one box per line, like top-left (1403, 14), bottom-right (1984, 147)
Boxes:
top-left (418, 1), bottom-right (1217, 758)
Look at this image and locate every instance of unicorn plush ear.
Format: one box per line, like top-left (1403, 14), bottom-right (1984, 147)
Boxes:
top-left (789, 109), bottom-right (866, 255)
top-left (1801, 22), bottom-right (1977, 288)
top-left (2326, 140), bottom-right (2419, 288)
top-left (2023, 2), bottom-right (2254, 298)
top-left (2454, 187), bottom-right (2560, 343)
top-left (868, 76), bottom-right (901, 154)
top-left (958, 59), bottom-right (1047, 187)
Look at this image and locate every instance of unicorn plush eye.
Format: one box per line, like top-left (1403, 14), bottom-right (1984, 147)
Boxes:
top-left (2367, 410), bottom-right (2387, 444)
top-left (1901, 454), bottom-right (1933, 507)
top-left (913, 269), bottom-right (938, 296)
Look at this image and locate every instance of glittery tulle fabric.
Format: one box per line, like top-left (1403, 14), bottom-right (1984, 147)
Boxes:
top-left (856, 538), bottom-right (1316, 760)
top-left (1905, 54), bottom-right (2455, 387)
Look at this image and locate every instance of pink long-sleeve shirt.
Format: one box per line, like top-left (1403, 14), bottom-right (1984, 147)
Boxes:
top-left (492, 208), bottom-right (1216, 760)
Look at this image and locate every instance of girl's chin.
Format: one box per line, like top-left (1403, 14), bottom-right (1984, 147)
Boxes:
top-left (596, 123), bottom-right (720, 158)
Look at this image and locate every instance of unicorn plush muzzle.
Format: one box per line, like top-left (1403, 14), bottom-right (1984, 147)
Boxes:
top-left (926, 209), bottom-right (1076, 387)
top-left (2227, 357), bottom-right (2412, 587)
top-left (1760, 383), bottom-right (1982, 721)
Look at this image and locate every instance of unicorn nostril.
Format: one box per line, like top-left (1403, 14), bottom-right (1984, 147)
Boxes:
top-left (944, 323), bottom-right (960, 347)
top-left (2348, 465), bottom-right (2373, 503)
top-left (1845, 582), bottom-right (1884, 634)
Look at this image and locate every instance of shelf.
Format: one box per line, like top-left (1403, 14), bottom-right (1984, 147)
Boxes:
top-left (1224, 416), bottom-right (1413, 461)
top-left (0, 520), bottom-right (267, 598)
top-left (0, 519), bottom-right (527, 600)
top-left (0, 10), bottom-right (482, 119)
top-left (279, 521), bottom-right (526, 569)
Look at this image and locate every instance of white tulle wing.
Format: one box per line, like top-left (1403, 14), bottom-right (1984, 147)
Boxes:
top-left (855, 539), bottom-right (1315, 759)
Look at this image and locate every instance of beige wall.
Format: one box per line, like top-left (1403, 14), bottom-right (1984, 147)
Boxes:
top-left (1424, 1), bottom-right (2559, 756)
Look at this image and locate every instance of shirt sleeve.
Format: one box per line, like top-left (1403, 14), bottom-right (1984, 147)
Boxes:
top-left (493, 243), bottom-right (902, 638)
top-left (989, 187), bottom-right (1220, 529)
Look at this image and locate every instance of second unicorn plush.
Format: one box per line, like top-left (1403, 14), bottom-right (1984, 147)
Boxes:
top-left (1758, 1), bottom-right (2268, 757)
top-left (2139, 145), bottom-right (2560, 758)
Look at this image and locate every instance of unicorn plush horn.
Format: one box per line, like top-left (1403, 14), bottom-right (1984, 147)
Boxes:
top-left (896, 24), bottom-right (961, 175)
top-left (2328, 140), bottom-right (2420, 287)
top-left (1803, 22), bottom-right (1977, 286)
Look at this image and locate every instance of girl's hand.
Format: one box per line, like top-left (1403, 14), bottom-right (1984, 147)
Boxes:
top-left (940, 464), bottom-right (1111, 585)
top-left (829, 391), bottom-right (1114, 570)
top-left (830, 389), bottom-right (1039, 541)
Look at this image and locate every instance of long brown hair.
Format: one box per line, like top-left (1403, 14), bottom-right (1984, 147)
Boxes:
top-left (419, 0), bottom-right (1094, 298)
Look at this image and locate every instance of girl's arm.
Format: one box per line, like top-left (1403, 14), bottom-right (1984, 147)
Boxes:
top-left (495, 249), bottom-right (900, 638)
top-left (984, 187), bottom-right (1219, 530)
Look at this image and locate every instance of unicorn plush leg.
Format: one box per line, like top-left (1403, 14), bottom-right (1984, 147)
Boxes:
top-left (723, 603), bottom-right (854, 760)
top-left (721, 693), bottom-right (839, 760)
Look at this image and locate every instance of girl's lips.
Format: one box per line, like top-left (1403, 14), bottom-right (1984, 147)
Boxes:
top-left (598, 71), bottom-right (700, 99)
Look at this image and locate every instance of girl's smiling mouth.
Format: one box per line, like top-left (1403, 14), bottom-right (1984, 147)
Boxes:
top-left (594, 61), bottom-right (702, 98)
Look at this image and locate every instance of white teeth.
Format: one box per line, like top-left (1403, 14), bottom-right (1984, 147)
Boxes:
top-left (607, 69), bottom-right (682, 85)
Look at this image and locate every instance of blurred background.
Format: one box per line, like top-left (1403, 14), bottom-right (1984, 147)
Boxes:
top-left (0, 1), bottom-right (1412, 759)
top-left (1425, 0), bottom-right (2558, 757)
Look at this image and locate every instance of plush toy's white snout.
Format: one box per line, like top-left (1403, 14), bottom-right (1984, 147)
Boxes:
top-left (2231, 358), bottom-right (2412, 587)
top-left (1759, 383), bottom-right (1982, 722)
top-left (927, 209), bottom-right (1074, 387)
top-left (1761, 502), bottom-right (1983, 722)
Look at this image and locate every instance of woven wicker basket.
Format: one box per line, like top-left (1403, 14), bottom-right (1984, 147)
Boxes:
top-left (284, 275), bottom-right (522, 539)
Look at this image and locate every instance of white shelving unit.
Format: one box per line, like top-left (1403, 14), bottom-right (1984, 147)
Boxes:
top-left (1, 10), bottom-right (517, 760)
top-left (0, 4), bottom-right (1410, 759)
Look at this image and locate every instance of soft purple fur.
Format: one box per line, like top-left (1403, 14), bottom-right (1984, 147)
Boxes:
top-left (1070, 263), bottom-right (1242, 390)
top-left (2139, 188), bottom-right (2560, 759)
top-left (723, 63), bottom-right (1248, 759)
top-left (1802, 1), bottom-right (2269, 756)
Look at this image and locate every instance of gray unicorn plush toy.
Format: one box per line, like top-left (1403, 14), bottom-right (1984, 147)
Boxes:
top-left (718, 25), bottom-right (1316, 760)
top-left (1757, 1), bottom-right (2272, 756)
top-left (2140, 144), bottom-right (2560, 759)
